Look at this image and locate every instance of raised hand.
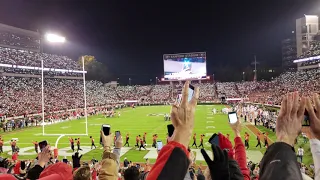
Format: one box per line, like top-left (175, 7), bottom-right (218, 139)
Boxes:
top-left (276, 92), bottom-right (305, 146)
top-left (306, 93), bottom-right (320, 139)
top-left (229, 118), bottom-right (241, 137)
top-left (38, 145), bottom-right (51, 168)
top-left (100, 131), bottom-right (113, 151)
top-left (201, 144), bottom-right (230, 180)
top-left (72, 152), bottom-right (82, 168)
top-left (115, 135), bottom-right (123, 148)
top-left (171, 81), bottom-right (199, 147)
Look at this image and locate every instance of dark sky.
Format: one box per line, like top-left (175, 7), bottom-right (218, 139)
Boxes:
top-left (0, 0), bottom-right (319, 84)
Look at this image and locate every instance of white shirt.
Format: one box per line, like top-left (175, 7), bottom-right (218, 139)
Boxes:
top-left (298, 148), bottom-right (304, 156)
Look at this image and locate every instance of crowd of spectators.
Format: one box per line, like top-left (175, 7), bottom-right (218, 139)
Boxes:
top-left (216, 82), bottom-right (239, 98)
top-left (0, 67), bottom-right (317, 118)
top-left (0, 84), bottom-right (319, 180)
top-left (0, 47), bottom-right (81, 70)
top-left (0, 31), bottom-right (40, 51)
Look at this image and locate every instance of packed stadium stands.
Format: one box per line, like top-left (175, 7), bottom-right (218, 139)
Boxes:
top-left (0, 30), bottom-right (319, 180)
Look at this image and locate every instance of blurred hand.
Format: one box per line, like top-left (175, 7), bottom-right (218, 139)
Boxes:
top-left (171, 81), bottom-right (199, 147)
top-left (203, 167), bottom-right (211, 180)
top-left (229, 119), bottom-right (241, 137)
top-left (306, 93), bottom-right (320, 139)
top-left (38, 146), bottom-right (51, 168)
top-left (276, 92), bottom-right (305, 146)
top-left (115, 135), bottom-right (123, 148)
top-left (100, 131), bottom-right (113, 151)
top-left (201, 144), bottom-right (229, 180)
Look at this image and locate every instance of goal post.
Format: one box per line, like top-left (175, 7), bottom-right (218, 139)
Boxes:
top-left (40, 56), bottom-right (88, 137)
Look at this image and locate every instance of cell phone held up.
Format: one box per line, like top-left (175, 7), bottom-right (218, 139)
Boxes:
top-left (208, 133), bottom-right (219, 146)
top-left (100, 124), bottom-right (110, 144)
top-left (176, 84), bottom-right (195, 104)
top-left (115, 131), bottom-right (121, 140)
top-left (167, 124), bottom-right (175, 137)
top-left (228, 112), bottom-right (238, 124)
top-left (38, 140), bottom-right (48, 152)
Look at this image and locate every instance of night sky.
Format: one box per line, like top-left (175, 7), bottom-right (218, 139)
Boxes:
top-left (0, 0), bottom-right (319, 84)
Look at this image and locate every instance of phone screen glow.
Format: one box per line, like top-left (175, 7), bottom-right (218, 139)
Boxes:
top-left (228, 113), bottom-right (238, 124)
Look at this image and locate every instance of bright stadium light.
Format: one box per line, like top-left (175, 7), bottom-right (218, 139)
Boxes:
top-left (45, 33), bottom-right (66, 43)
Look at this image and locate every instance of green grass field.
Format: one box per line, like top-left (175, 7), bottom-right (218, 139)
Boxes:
top-left (0, 105), bottom-right (270, 163)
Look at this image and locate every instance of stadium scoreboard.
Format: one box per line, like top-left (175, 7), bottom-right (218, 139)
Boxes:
top-left (163, 52), bottom-right (207, 81)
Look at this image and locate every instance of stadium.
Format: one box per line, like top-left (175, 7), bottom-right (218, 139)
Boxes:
top-left (0, 2), bottom-right (320, 180)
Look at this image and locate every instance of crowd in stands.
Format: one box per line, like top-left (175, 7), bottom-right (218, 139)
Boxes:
top-left (0, 67), bottom-right (317, 119)
top-left (0, 31), bottom-right (40, 51)
top-left (0, 83), bottom-right (319, 180)
top-left (0, 47), bottom-right (81, 70)
top-left (216, 82), bottom-right (238, 98)
top-left (1, 28), bottom-right (320, 180)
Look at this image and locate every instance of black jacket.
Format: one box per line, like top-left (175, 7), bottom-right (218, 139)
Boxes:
top-left (259, 142), bottom-right (302, 180)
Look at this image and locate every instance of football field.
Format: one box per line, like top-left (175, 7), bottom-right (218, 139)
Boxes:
top-left (0, 105), bottom-right (265, 163)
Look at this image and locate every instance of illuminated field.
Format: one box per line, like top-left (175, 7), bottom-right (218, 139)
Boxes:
top-left (0, 105), bottom-right (265, 163)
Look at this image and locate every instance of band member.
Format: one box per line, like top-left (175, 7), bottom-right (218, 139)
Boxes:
top-left (139, 137), bottom-right (146, 151)
top-left (69, 137), bottom-right (75, 152)
top-left (76, 138), bottom-right (82, 151)
top-left (199, 134), bottom-right (204, 148)
top-left (0, 139), bottom-right (3, 153)
top-left (90, 136), bottom-right (96, 149)
top-left (256, 133), bottom-right (261, 148)
top-left (124, 134), bottom-right (130, 147)
top-left (244, 132), bottom-right (249, 149)
top-left (33, 141), bottom-right (39, 153)
top-left (264, 133), bottom-right (269, 148)
top-left (10, 140), bottom-right (16, 154)
top-left (143, 132), bottom-right (147, 144)
top-left (191, 133), bottom-right (197, 148)
top-left (152, 134), bottom-right (157, 148)
top-left (135, 135), bottom-right (140, 147)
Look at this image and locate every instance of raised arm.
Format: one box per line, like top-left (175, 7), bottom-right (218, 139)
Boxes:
top-left (260, 92), bottom-right (305, 180)
top-left (147, 81), bottom-right (199, 180)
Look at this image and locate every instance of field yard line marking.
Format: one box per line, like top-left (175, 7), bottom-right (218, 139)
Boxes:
top-left (206, 126), bottom-right (215, 129)
top-left (206, 121), bottom-right (214, 123)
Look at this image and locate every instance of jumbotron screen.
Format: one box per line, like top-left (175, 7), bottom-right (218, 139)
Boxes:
top-left (163, 52), bottom-right (207, 81)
